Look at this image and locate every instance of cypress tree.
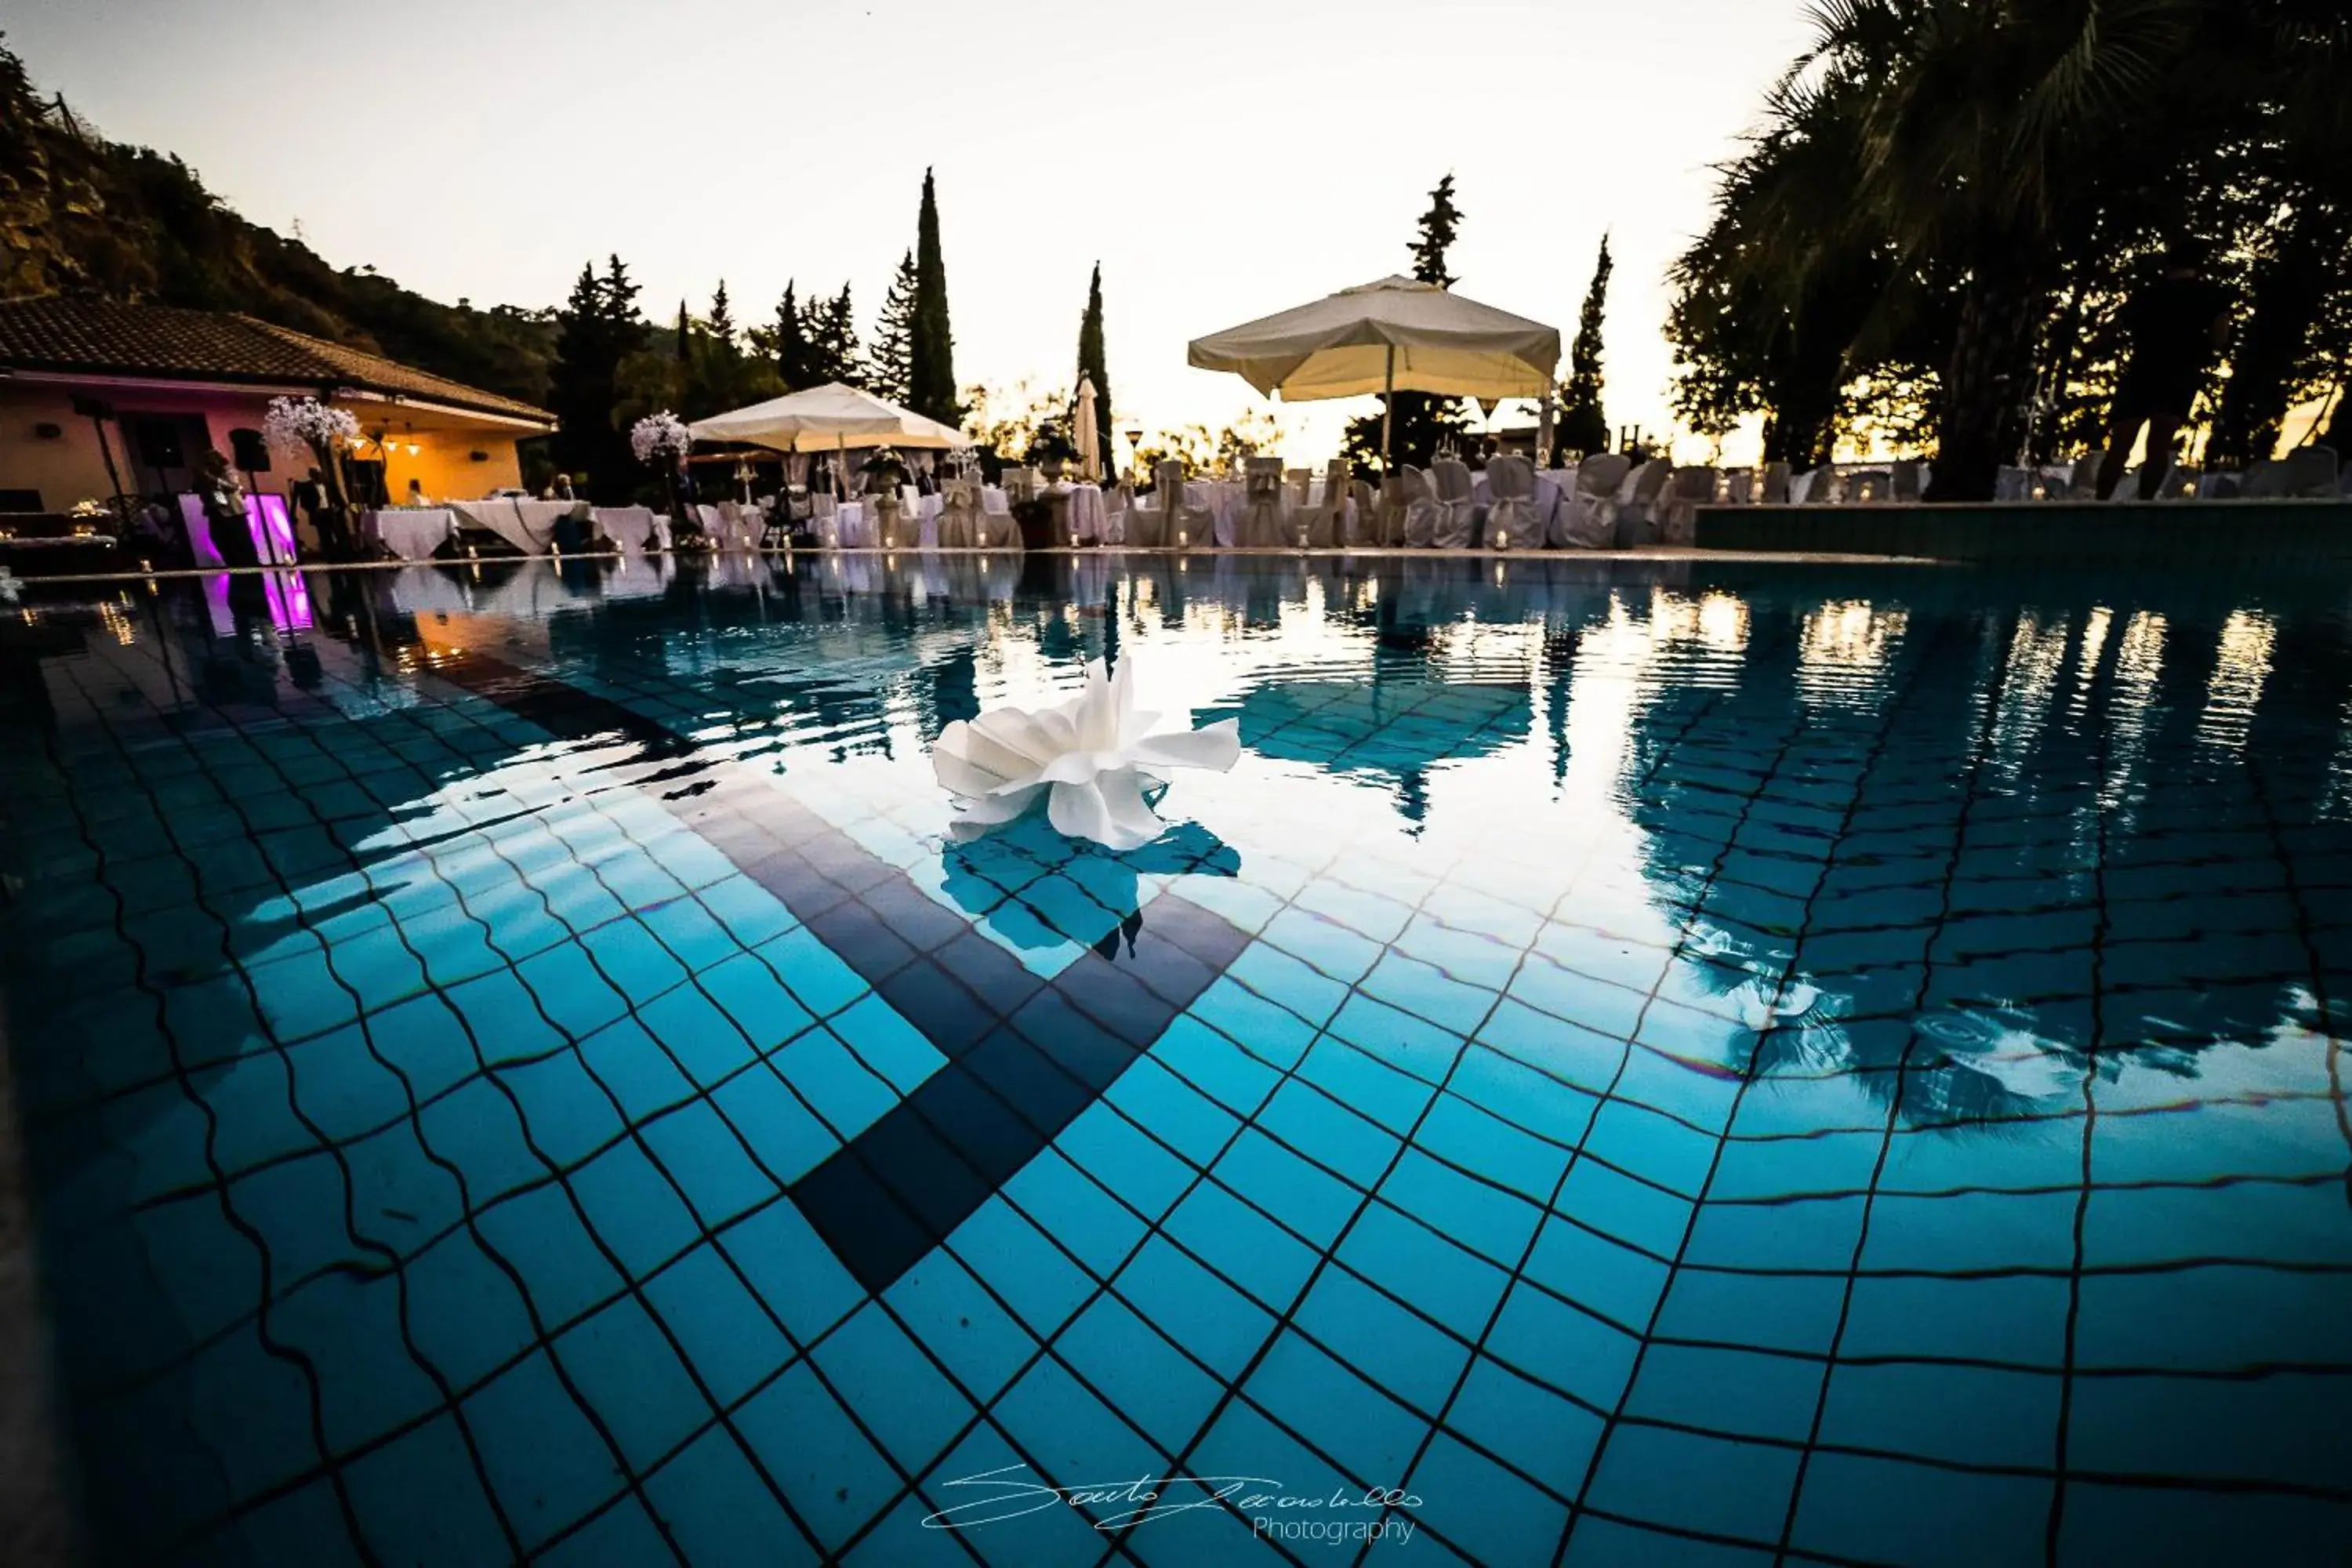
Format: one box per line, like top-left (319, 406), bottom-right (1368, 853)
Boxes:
top-left (1555, 235), bottom-right (1613, 458)
top-left (1076, 262), bottom-right (1112, 467)
top-left (869, 252), bottom-right (919, 405)
top-left (909, 169), bottom-right (959, 423)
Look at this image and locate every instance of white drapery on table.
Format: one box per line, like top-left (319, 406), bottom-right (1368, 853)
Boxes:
top-left (446, 499), bottom-right (585, 554)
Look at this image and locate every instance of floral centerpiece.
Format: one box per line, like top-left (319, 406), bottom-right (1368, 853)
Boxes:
top-left (630, 412), bottom-right (699, 547)
top-left (630, 412), bottom-right (692, 466)
top-left (263, 396), bottom-right (361, 459)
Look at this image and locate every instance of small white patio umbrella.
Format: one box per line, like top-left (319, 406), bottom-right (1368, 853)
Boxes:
top-left (1187, 276), bottom-right (1560, 467)
top-left (1073, 376), bottom-right (1102, 481)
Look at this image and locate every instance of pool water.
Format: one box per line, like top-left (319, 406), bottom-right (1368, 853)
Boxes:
top-left (3, 554), bottom-right (2347, 1566)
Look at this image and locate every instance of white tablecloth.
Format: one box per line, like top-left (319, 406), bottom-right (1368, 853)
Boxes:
top-left (361, 507), bottom-right (458, 561)
top-left (446, 498), bottom-right (582, 554)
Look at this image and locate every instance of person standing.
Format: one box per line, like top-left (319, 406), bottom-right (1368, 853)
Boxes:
top-left (197, 450), bottom-right (260, 569)
top-left (2097, 256), bottom-right (2233, 501)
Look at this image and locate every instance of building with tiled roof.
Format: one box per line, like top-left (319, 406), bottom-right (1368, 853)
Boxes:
top-left (0, 297), bottom-right (553, 518)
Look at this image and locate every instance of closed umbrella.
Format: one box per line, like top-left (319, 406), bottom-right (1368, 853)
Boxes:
top-left (1188, 276), bottom-right (1559, 467)
top-left (1073, 376), bottom-right (1102, 481)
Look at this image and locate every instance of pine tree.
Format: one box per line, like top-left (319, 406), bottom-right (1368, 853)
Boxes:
top-left (546, 256), bottom-right (648, 501)
top-left (808, 285), bottom-right (862, 388)
top-left (1076, 262), bottom-right (1112, 467)
top-left (868, 252), bottom-right (919, 405)
top-left (707, 281), bottom-right (737, 352)
top-left (769, 281), bottom-right (820, 390)
top-left (1555, 235), bottom-right (1613, 459)
top-left (1410, 173), bottom-right (1462, 289)
top-left (909, 169), bottom-right (960, 423)
top-left (1344, 176), bottom-right (1471, 470)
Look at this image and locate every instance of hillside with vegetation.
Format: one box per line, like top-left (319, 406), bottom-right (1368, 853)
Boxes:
top-left (0, 36), bottom-right (554, 408)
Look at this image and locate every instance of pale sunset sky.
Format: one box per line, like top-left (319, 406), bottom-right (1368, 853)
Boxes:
top-left (9, 0), bottom-right (1818, 463)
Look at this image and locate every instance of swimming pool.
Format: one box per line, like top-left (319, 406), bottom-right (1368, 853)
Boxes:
top-left (4, 554), bottom-right (2347, 1565)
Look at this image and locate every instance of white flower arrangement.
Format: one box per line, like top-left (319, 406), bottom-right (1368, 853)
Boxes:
top-left (631, 412), bottom-right (693, 465)
top-left (67, 499), bottom-right (107, 519)
top-left (263, 396), bottom-right (360, 455)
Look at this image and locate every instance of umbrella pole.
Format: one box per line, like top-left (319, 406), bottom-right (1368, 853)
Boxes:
top-left (1381, 345), bottom-right (1396, 474)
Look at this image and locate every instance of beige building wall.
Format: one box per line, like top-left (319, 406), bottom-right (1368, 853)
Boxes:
top-left (0, 382), bottom-right (535, 511)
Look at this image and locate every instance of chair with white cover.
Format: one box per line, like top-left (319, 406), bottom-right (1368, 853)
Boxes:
top-left (1722, 470), bottom-right (1755, 506)
top-left (1553, 452), bottom-right (1631, 549)
top-left (1614, 461), bottom-right (1674, 547)
top-left (2251, 451), bottom-right (2347, 498)
top-left (2156, 465), bottom-right (2201, 501)
top-left (1150, 459), bottom-right (1213, 548)
top-left (1099, 481), bottom-right (1131, 546)
top-left (1236, 457), bottom-right (1289, 547)
top-left (1843, 470), bottom-right (1893, 504)
top-left (937, 475), bottom-right (985, 548)
top-left (2066, 454), bottom-right (2107, 499)
top-left (1483, 455), bottom-right (1543, 551)
top-left (1661, 466), bottom-right (1716, 544)
top-left (1348, 479), bottom-right (1378, 546)
top-left (1428, 459), bottom-right (1477, 548)
top-left (1890, 459), bottom-right (1923, 502)
top-left (1288, 459), bottom-right (1348, 548)
top-left (1396, 467), bottom-right (1442, 546)
top-left (1762, 462), bottom-right (1792, 504)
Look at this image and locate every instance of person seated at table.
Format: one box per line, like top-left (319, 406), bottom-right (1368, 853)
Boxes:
top-left (548, 473), bottom-right (577, 501)
top-left (197, 450), bottom-right (260, 570)
top-left (405, 477), bottom-right (432, 507)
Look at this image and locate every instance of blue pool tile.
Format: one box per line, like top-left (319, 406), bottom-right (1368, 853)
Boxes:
top-left (640, 1100), bottom-right (779, 1229)
top-left (1521, 1214), bottom-right (1670, 1331)
top-left (643, 1242), bottom-right (796, 1407)
top-left (1445, 1352), bottom-right (1604, 1496)
top-left (812, 1302), bottom-right (974, 1475)
top-left (644, 1425), bottom-right (820, 1568)
top-left (1055, 1291), bottom-right (1221, 1454)
top-left (914, 1421), bottom-right (1107, 1568)
top-left (1338, 1203), bottom-right (1508, 1339)
top-left (950, 1196), bottom-right (1094, 1338)
top-left (1112, 1234), bottom-right (1276, 1381)
top-left (343, 1412), bottom-right (514, 1566)
top-left (717, 1200), bottom-right (864, 1345)
top-left (497, 1051), bottom-right (626, 1169)
top-left (1789, 1451), bottom-right (2052, 1568)
top-left (553, 1293), bottom-right (717, 1472)
top-left (1582, 1423), bottom-right (1800, 1548)
top-left (1293, 1264), bottom-right (1470, 1417)
top-left (734, 1360), bottom-right (903, 1553)
top-left (1406, 1428), bottom-right (1571, 1566)
top-left (534, 1493), bottom-right (673, 1568)
top-left (885, 1249), bottom-right (1037, 1406)
top-left (462, 1349), bottom-right (630, 1553)
top-left (1243, 1330), bottom-right (1425, 1494)
top-left (474, 1181), bottom-right (626, 1328)
top-left (1164, 1179), bottom-right (1321, 1314)
top-left (568, 1139), bottom-right (702, 1279)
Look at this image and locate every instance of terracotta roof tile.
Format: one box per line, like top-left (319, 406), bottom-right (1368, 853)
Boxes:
top-left (0, 298), bottom-right (550, 424)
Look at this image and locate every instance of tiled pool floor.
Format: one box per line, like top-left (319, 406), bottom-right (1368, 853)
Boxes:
top-left (2, 555), bottom-right (2348, 1565)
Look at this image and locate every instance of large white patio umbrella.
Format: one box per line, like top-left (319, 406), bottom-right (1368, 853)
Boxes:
top-left (1187, 276), bottom-right (1560, 466)
top-left (688, 382), bottom-right (967, 452)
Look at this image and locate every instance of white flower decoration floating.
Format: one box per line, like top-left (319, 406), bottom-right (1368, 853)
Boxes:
top-left (933, 658), bottom-right (1240, 851)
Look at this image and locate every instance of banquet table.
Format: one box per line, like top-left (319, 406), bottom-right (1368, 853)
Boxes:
top-left (361, 507), bottom-right (459, 561)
